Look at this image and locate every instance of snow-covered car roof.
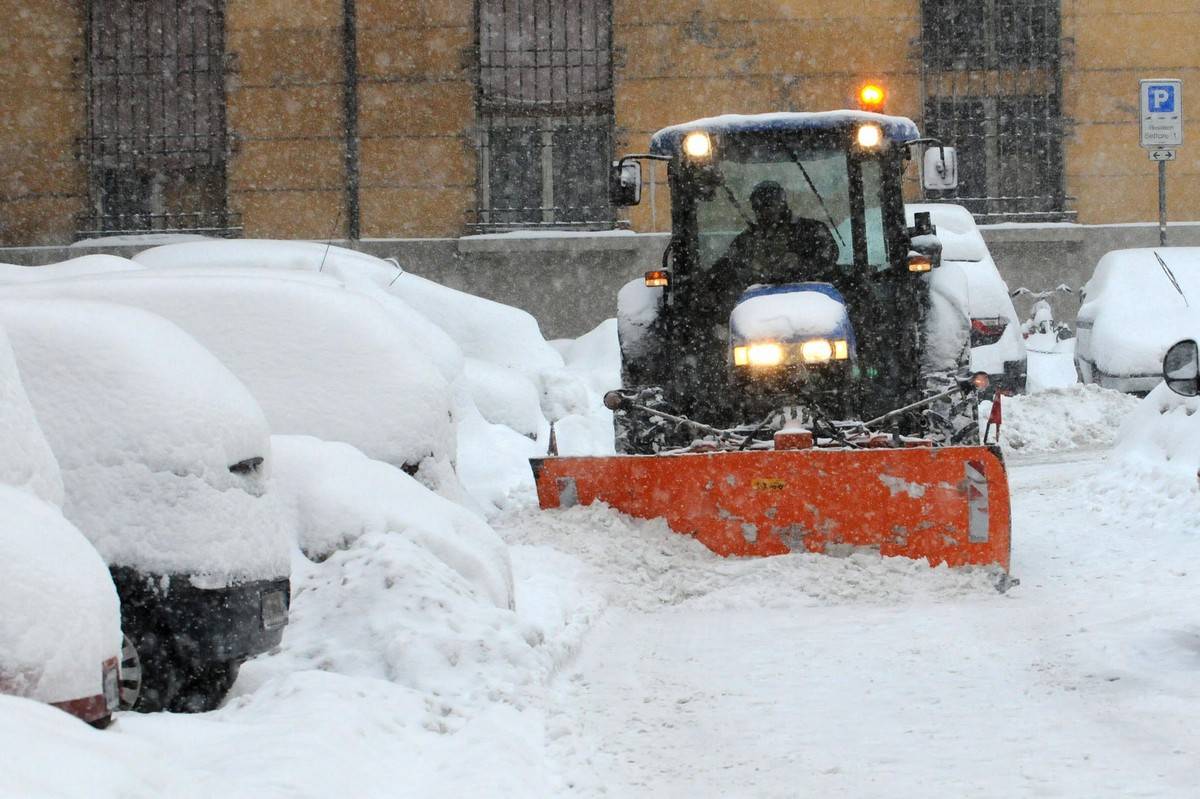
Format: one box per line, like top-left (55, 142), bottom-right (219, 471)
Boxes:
top-left (1079, 248), bottom-right (1200, 376)
top-left (0, 254), bottom-right (143, 284)
top-left (0, 325), bottom-right (63, 506)
top-left (2, 269), bottom-right (455, 470)
top-left (0, 298), bottom-right (289, 581)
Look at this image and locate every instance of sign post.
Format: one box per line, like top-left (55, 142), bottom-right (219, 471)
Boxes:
top-left (1140, 79), bottom-right (1183, 246)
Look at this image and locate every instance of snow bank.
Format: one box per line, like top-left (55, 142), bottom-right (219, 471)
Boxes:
top-left (997, 383), bottom-right (1139, 454)
top-left (0, 324), bottom-right (63, 505)
top-left (0, 254), bottom-right (143, 284)
top-left (3, 272), bottom-right (455, 472)
top-left (1080, 248), bottom-right (1200, 376)
top-left (270, 434), bottom-right (513, 609)
top-left (1115, 382), bottom-right (1200, 488)
top-left (548, 318), bottom-right (620, 457)
top-left (0, 299), bottom-right (290, 582)
top-left (0, 485), bottom-right (121, 706)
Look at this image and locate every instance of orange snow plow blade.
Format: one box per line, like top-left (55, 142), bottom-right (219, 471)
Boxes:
top-left (531, 446), bottom-right (1010, 571)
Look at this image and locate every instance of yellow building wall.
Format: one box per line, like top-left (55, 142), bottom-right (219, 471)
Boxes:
top-left (613, 0), bottom-right (923, 232)
top-left (1064, 1), bottom-right (1200, 224)
top-left (0, 2), bottom-right (86, 246)
top-left (356, 0), bottom-right (475, 238)
top-left (225, 1), bottom-right (349, 239)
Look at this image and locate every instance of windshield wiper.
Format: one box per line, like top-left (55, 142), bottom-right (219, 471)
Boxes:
top-left (1154, 250), bottom-right (1190, 307)
top-left (783, 144), bottom-right (846, 250)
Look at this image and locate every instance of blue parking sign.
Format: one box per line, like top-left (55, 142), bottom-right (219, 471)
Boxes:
top-left (1148, 84), bottom-right (1176, 113)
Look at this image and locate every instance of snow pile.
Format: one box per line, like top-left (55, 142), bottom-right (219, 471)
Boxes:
top-left (0, 299), bottom-right (290, 582)
top-left (270, 435), bottom-right (513, 608)
top-left (548, 318), bottom-right (620, 457)
top-left (997, 383), bottom-right (1139, 454)
top-left (1114, 382), bottom-right (1200, 489)
top-left (0, 324), bottom-right (63, 505)
top-left (497, 503), bottom-right (1003, 614)
top-left (0, 485), bottom-right (121, 706)
top-left (0, 254), bottom-right (143, 284)
top-left (1079, 248), bottom-right (1200, 375)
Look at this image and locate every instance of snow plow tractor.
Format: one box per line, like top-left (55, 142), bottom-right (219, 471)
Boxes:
top-left (532, 105), bottom-right (1012, 576)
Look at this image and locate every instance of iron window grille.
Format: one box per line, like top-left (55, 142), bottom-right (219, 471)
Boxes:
top-left (919, 0), bottom-right (1073, 222)
top-left (472, 0), bottom-right (615, 230)
top-left (78, 0), bottom-right (239, 239)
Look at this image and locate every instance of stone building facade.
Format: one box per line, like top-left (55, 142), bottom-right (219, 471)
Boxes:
top-left (1, 0), bottom-right (1197, 246)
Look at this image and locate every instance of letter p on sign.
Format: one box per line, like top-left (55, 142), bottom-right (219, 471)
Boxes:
top-left (1150, 85), bottom-right (1176, 113)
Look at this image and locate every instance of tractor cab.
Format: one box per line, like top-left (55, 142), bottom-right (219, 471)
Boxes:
top-left (612, 109), bottom-right (961, 450)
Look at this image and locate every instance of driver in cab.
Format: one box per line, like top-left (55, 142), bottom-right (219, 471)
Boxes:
top-left (696, 180), bottom-right (840, 321)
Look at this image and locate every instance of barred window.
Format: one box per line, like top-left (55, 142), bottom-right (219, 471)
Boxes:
top-left (79, 0), bottom-right (237, 238)
top-left (920, 0), bottom-right (1070, 221)
top-left (473, 0), bottom-right (614, 229)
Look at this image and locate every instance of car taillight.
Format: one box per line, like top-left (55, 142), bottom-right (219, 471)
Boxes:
top-left (970, 317), bottom-right (1008, 347)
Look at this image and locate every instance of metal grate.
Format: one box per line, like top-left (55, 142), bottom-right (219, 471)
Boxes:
top-left (78, 0), bottom-right (238, 238)
top-left (472, 0), bottom-right (615, 230)
top-left (919, 0), bottom-right (1072, 222)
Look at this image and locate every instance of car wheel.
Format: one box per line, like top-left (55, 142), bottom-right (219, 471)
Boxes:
top-left (165, 660), bottom-right (241, 713)
top-left (117, 633), bottom-right (143, 711)
top-left (123, 627), bottom-right (182, 713)
top-left (1074, 359), bottom-right (1092, 384)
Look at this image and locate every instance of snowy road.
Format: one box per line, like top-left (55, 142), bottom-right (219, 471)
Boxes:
top-left (503, 448), bottom-right (1200, 798)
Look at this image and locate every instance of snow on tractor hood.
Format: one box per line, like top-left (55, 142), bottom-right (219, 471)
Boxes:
top-left (0, 298), bottom-right (290, 583)
top-left (729, 283), bottom-right (854, 345)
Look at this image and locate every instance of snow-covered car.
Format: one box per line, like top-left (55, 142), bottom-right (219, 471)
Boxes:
top-left (1075, 248), bottom-right (1200, 394)
top-left (0, 299), bottom-right (292, 713)
top-left (0, 324), bottom-right (122, 727)
top-left (906, 203), bottom-right (1028, 392)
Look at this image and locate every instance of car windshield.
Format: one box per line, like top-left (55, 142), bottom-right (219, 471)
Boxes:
top-left (695, 142), bottom-right (888, 272)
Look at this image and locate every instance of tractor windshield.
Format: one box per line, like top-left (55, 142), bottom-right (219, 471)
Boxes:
top-left (695, 142), bottom-right (888, 274)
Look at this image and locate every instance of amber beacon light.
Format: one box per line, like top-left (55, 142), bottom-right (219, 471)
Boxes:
top-left (858, 83), bottom-right (886, 111)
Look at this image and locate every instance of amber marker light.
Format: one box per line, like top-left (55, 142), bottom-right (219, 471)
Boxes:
top-left (644, 270), bottom-right (670, 288)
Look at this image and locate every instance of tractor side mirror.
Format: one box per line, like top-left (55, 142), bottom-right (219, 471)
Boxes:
top-left (610, 160), bottom-right (642, 207)
top-left (906, 211), bottom-right (942, 272)
top-left (1163, 339), bottom-right (1200, 397)
top-left (922, 146), bottom-right (958, 191)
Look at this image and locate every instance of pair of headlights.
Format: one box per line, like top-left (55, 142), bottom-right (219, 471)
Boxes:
top-left (682, 123), bottom-right (884, 161)
top-left (732, 339), bottom-right (850, 367)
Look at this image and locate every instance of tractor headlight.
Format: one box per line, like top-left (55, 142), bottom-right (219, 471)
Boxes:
top-left (733, 342), bottom-right (784, 367)
top-left (856, 123), bottom-right (883, 149)
top-left (682, 131), bottom-right (713, 160)
top-left (800, 339), bottom-right (834, 363)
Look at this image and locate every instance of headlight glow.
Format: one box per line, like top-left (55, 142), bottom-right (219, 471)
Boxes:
top-left (733, 342), bottom-right (784, 367)
top-left (856, 123), bottom-right (883, 148)
top-left (800, 339), bottom-right (834, 363)
top-left (833, 339), bottom-right (849, 360)
top-left (683, 131), bottom-right (713, 159)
